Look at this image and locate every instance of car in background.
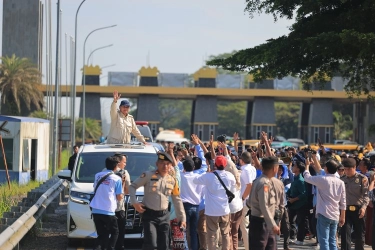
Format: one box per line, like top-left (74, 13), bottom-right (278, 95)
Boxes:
top-left (334, 139), bottom-right (355, 145)
top-left (58, 143), bottom-right (158, 243)
top-left (287, 138), bottom-right (306, 149)
top-left (132, 121), bottom-right (154, 143)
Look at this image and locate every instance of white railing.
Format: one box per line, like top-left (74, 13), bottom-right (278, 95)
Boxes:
top-left (0, 179), bottom-right (67, 250)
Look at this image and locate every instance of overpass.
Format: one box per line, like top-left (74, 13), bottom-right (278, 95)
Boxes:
top-left (39, 85), bottom-right (370, 102)
top-left (39, 66), bottom-right (375, 145)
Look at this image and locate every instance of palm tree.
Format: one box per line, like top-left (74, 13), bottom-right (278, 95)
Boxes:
top-left (75, 118), bottom-right (102, 143)
top-left (0, 54), bottom-right (44, 116)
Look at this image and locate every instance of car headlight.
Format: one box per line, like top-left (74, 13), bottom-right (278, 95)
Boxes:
top-left (70, 191), bottom-right (92, 200)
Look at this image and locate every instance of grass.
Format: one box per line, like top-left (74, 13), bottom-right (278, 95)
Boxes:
top-left (48, 149), bottom-right (71, 177)
top-left (1, 149), bottom-right (71, 218)
top-left (0, 180), bottom-right (41, 218)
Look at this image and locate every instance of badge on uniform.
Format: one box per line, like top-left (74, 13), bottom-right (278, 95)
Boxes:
top-left (349, 206), bottom-right (356, 211)
top-left (140, 173), bottom-right (146, 178)
top-left (264, 185), bottom-right (269, 192)
top-left (355, 178), bottom-right (359, 183)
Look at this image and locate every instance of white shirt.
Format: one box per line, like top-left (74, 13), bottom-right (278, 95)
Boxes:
top-left (193, 170), bottom-right (236, 216)
top-left (229, 189), bottom-right (243, 214)
top-left (240, 164), bottom-right (257, 197)
top-left (180, 171), bottom-right (204, 205)
top-left (303, 170), bottom-right (346, 221)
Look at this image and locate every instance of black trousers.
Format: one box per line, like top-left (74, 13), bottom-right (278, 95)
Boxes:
top-left (288, 206), bottom-right (306, 242)
top-left (372, 224), bottom-right (375, 250)
top-left (341, 209), bottom-right (365, 250)
top-left (142, 209), bottom-right (170, 250)
top-left (93, 213), bottom-right (119, 250)
top-left (115, 210), bottom-right (126, 249)
top-left (249, 216), bottom-right (276, 250)
top-left (280, 209), bottom-right (290, 249)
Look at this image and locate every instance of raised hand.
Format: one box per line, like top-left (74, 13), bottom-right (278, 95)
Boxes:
top-left (191, 134), bottom-right (200, 145)
top-left (233, 132), bottom-right (239, 142)
top-left (113, 90), bottom-right (121, 102)
top-left (260, 131), bottom-right (268, 143)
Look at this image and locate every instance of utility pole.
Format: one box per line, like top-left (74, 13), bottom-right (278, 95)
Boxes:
top-left (52, 0), bottom-right (61, 176)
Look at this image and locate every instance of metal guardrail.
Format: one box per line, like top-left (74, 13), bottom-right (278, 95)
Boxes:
top-left (0, 179), bottom-right (68, 250)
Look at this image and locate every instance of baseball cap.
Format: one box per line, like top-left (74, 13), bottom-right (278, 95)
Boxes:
top-left (119, 100), bottom-right (130, 107)
top-left (215, 155), bottom-right (227, 168)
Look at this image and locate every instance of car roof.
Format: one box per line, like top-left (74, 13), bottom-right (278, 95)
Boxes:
top-left (79, 143), bottom-right (158, 154)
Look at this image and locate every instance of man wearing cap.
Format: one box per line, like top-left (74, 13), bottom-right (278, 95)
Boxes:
top-left (107, 91), bottom-right (146, 144)
top-left (340, 158), bottom-right (369, 250)
top-left (193, 155), bottom-right (236, 250)
top-left (129, 152), bottom-right (186, 250)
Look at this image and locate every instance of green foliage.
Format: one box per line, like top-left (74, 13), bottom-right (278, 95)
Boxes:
top-left (368, 124), bottom-right (375, 136)
top-left (274, 102), bottom-right (300, 138)
top-left (0, 180), bottom-right (41, 218)
top-left (158, 99), bottom-right (192, 137)
top-left (217, 101), bottom-right (246, 136)
top-left (0, 54), bottom-right (44, 115)
top-left (207, 0), bottom-right (375, 97)
top-left (333, 111), bottom-right (353, 140)
top-left (75, 118), bottom-right (102, 143)
top-left (29, 110), bottom-right (48, 119)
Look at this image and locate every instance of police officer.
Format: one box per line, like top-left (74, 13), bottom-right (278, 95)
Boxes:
top-left (113, 153), bottom-right (130, 250)
top-left (341, 158), bottom-right (369, 250)
top-left (246, 156), bottom-right (285, 250)
top-left (129, 152), bottom-right (186, 250)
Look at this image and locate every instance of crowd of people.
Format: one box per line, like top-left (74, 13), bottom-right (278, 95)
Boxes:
top-left (87, 94), bottom-right (375, 250)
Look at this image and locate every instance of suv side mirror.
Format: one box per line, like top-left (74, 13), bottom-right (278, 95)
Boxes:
top-left (58, 169), bottom-right (72, 182)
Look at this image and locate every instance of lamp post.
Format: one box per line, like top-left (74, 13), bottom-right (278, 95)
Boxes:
top-left (72, 0), bottom-right (88, 148)
top-left (82, 44), bottom-right (113, 143)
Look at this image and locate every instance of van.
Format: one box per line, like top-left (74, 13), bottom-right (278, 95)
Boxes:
top-left (58, 143), bottom-right (158, 243)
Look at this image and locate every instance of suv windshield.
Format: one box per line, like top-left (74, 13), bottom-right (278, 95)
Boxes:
top-left (74, 152), bottom-right (157, 183)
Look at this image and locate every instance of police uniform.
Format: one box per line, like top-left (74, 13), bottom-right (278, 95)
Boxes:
top-left (107, 101), bottom-right (145, 144)
top-left (129, 152), bottom-right (186, 250)
top-left (341, 172), bottom-right (369, 250)
top-left (246, 174), bottom-right (285, 250)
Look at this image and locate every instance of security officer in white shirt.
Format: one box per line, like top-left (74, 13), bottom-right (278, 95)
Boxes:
top-left (107, 91), bottom-right (146, 144)
top-left (113, 153), bottom-right (130, 250)
top-left (239, 151), bottom-right (257, 250)
top-left (90, 156), bottom-right (123, 250)
top-left (193, 155), bottom-right (236, 250)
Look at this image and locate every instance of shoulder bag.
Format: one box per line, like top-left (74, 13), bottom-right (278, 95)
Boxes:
top-left (213, 171), bottom-right (235, 203)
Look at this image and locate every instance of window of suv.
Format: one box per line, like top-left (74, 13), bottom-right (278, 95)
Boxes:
top-left (74, 152), bottom-right (157, 183)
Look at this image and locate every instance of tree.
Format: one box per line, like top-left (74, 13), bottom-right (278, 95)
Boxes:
top-left (75, 118), bottom-right (102, 143)
top-left (275, 102), bottom-right (300, 138)
top-left (0, 55), bottom-right (44, 115)
top-left (29, 110), bottom-right (48, 119)
top-left (333, 111), bottom-right (353, 140)
top-left (207, 0), bottom-right (375, 97)
top-left (217, 101), bottom-right (246, 136)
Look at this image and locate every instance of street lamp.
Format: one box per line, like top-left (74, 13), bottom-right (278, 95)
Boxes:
top-left (72, 0), bottom-right (88, 147)
top-left (80, 24), bottom-right (116, 144)
top-left (82, 44), bottom-right (113, 143)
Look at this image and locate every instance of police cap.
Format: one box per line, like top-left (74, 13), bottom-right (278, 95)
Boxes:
top-left (157, 151), bottom-right (173, 163)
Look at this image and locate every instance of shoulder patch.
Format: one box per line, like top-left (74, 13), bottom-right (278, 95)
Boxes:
top-left (140, 173), bottom-right (146, 178)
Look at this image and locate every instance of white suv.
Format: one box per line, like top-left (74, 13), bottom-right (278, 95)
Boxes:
top-left (58, 143), bottom-right (158, 242)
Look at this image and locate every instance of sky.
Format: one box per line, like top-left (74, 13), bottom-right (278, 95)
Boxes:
top-left (0, 0), bottom-right (294, 135)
